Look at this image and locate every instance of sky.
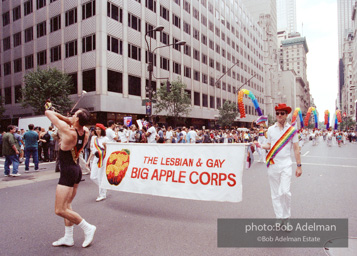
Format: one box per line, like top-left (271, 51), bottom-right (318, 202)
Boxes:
top-left (295, 0), bottom-right (339, 120)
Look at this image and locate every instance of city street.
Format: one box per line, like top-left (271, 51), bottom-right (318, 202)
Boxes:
top-left (0, 138), bottom-right (356, 256)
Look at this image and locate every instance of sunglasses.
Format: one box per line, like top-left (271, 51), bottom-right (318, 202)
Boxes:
top-left (276, 111), bottom-right (286, 116)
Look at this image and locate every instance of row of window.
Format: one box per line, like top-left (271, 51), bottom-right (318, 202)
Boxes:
top-left (2, 0), bottom-right (91, 28)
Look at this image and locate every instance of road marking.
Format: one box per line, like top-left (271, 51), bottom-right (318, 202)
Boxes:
top-left (302, 151), bottom-right (309, 156)
top-left (295, 162), bottom-right (357, 168)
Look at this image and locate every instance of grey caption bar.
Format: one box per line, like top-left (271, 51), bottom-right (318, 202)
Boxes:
top-left (217, 218), bottom-right (348, 248)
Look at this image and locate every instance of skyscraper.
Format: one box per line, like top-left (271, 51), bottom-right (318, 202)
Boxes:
top-left (337, 0), bottom-right (355, 58)
top-left (276, 0), bottom-right (297, 34)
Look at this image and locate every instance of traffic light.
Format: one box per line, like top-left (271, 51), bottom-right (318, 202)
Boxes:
top-left (145, 86), bottom-right (150, 98)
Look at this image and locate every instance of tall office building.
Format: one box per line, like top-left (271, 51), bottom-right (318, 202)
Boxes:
top-left (338, 0), bottom-right (355, 58)
top-left (0, 0), bottom-right (265, 127)
top-left (337, 0), bottom-right (355, 110)
top-left (276, 0), bottom-right (297, 34)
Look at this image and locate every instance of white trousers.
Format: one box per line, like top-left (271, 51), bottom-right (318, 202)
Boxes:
top-left (267, 163), bottom-right (292, 219)
top-left (90, 163), bottom-right (107, 198)
top-left (257, 137), bottom-right (266, 161)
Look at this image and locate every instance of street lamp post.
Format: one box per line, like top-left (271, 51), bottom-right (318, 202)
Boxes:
top-left (145, 26), bottom-right (186, 122)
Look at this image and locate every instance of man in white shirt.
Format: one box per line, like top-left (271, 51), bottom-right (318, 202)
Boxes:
top-left (106, 120), bottom-right (118, 142)
top-left (186, 126), bottom-right (197, 143)
top-left (146, 122), bottom-right (157, 143)
top-left (262, 103), bottom-right (302, 227)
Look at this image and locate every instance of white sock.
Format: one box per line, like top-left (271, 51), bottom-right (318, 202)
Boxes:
top-left (78, 219), bottom-right (92, 233)
top-left (64, 226), bottom-right (74, 240)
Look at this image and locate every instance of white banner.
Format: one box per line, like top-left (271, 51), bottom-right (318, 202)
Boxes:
top-left (100, 143), bottom-right (247, 202)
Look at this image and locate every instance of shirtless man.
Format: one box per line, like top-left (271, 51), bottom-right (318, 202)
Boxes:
top-left (45, 108), bottom-right (96, 248)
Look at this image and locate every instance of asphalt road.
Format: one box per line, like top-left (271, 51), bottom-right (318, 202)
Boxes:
top-left (0, 138), bottom-right (356, 256)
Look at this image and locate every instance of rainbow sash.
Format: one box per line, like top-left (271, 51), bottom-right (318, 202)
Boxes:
top-left (94, 137), bottom-right (106, 168)
top-left (266, 125), bottom-right (297, 167)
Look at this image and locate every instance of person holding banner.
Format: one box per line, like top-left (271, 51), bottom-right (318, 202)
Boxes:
top-left (45, 108), bottom-right (96, 248)
top-left (261, 103), bottom-right (302, 227)
top-left (86, 123), bottom-right (110, 202)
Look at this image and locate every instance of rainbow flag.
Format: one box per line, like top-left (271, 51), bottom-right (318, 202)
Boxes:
top-left (94, 137), bottom-right (106, 168)
top-left (266, 126), bottom-right (297, 167)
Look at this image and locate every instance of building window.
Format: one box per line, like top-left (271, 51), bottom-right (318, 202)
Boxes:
top-left (128, 43), bottom-right (141, 61)
top-left (193, 70), bottom-right (200, 81)
top-left (128, 13), bottom-right (141, 31)
top-left (145, 0), bottom-right (156, 13)
top-left (50, 15), bottom-right (61, 32)
top-left (209, 40), bottom-right (214, 50)
top-left (201, 14), bottom-right (207, 26)
top-left (194, 92), bottom-right (200, 106)
top-left (4, 62), bottom-right (11, 76)
top-left (209, 58), bottom-right (214, 68)
top-left (37, 21), bottom-right (46, 38)
top-left (107, 36), bottom-right (122, 54)
top-left (83, 69), bottom-right (96, 92)
top-left (210, 96), bottom-right (214, 108)
top-left (193, 7), bottom-right (199, 20)
top-left (37, 0), bottom-right (46, 10)
top-left (107, 2), bottom-right (122, 22)
top-left (202, 94), bottom-right (208, 107)
top-left (183, 22), bottom-right (190, 35)
top-left (68, 72), bottom-right (78, 95)
top-left (184, 44), bottom-right (191, 56)
top-left (160, 57), bottom-right (169, 71)
top-left (128, 75), bottom-right (141, 96)
top-left (193, 28), bottom-right (199, 40)
top-left (24, 0), bottom-right (33, 16)
top-left (65, 40), bottom-right (77, 58)
top-left (13, 6), bottom-right (21, 21)
top-left (50, 45), bottom-right (61, 62)
top-left (160, 6), bottom-right (169, 21)
top-left (82, 0), bottom-right (96, 20)
top-left (184, 66), bottom-right (191, 78)
top-left (24, 27), bottom-right (33, 43)
top-left (202, 54), bottom-right (207, 65)
top-left (25, 54), bottom-right (34, 70)
top-left (5, 87), bottom-right (11, 105)
top-left (174, 0), bottom-right (180, 6)
top-left (108, 70), bottom-right (123, 93)
top-left (15, 85), bottom-right (22, 103)
top-left (82, 34), bottom-right (96, 53)
top-left (209, 76), bottom-right (214, 86)
top-left (13, 32), bottom-right (22, 47)
top-left (201, 34), bottom-right (207, 45)
top-left (202, 74), bottom-right (207, 84)
top-left (172, 14), bottom-right (180, 28)
top-left (183, 1), bottom-right (190, 13)
top-left (65, 8), bottom-right (78, 26)
top-left (50, 0), bottom-right (58, 3)
top-left (160, 31), bottom-right (169, 44)
top-left (14, 58), bottom-right (22, 73)
top-left (216, 98), bottom-right (221, 108)
top-left (37, 50), bottom-right (47, 66)
top-left (172, 38), bottom-right (182, 52)
top-left (145, 23), bottom-right (157, 39)
top-left (173, 62), bottom-right (181, 74)
top-left (193, 49), bottom-right (199, 61)
top-left (2, 11), bottom-right (10, 26)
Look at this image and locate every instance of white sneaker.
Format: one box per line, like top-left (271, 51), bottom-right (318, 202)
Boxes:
top-left (52, 237), bottom-right (74, 247)
top-left (96, 196), bottom-right (106, 202)
top-left (11, 173), bottom-right (21, 177)
top-left (82, 225), bottom-right (96, 248)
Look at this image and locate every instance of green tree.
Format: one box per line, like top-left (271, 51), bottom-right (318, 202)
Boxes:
top-left (267, 114), bottom-right (275, 126)
top-left (22, 68), bottom-right (73, 115)
top-left (153, 79), bottom-right (191, 127)
top-left (217, 101), bottom-right (238, 128)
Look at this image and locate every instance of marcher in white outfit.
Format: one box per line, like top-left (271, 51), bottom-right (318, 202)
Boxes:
top-left (262, 103), bottom-right (302, 226)
top-left (86, 123), bottom-right (110, 202)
